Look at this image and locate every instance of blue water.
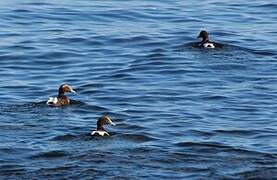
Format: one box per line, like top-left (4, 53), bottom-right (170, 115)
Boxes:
top-left (0, 0), bottom-right (277, 179)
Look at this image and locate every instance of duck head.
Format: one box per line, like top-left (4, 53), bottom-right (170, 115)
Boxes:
top-left (198, 30), bottom-right (209, 43)
top-left (58, 84), bottom-right (76, 97)
top-left (97, 115), bottom-right (115, 131)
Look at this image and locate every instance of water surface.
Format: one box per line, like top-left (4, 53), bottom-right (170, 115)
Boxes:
top-left (0, 0), bottom-right (277, 179)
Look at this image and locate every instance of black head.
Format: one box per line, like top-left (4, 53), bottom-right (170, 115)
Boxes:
top-left (58, 84), bottom-right (76, 96)
top-left (197, 30), bottom-right (209, 42)
top-left (97, 115), bottom-right (115, 131)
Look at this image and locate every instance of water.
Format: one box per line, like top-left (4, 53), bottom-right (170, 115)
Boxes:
top-left (0, 0), bottom-right (277, 179)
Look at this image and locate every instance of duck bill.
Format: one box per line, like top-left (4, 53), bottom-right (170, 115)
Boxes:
top-left (105, 116), bottom-right (115, 125)
top-left (71, 89), bottom-right (77, 94)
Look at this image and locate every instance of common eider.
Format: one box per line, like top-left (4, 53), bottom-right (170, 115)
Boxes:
top-left (197, 30), bottom-right (222, 49)
top-left (91, 115), bottom-right (115, 136)
top-left (46, 84), bottom-right (76, 106)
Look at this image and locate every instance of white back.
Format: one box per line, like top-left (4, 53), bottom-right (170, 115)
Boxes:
top-left (203, 43), bottom-right (215, 48)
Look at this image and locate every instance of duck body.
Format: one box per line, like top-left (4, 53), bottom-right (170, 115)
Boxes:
top-left (91, 130), bottom-right (110, 136)
top-left (91, 115), bottom-right (115, 137)
top-left (46, 84), bottom-right (76, 107)
top-left (199, 42), bottom-right (215, 49)
top-left (46, 95), bottom-right (70, 106)
top-left (197, 30), bottom-right (223, 49)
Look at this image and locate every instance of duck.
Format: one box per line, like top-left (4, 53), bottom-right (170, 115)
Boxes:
top-left (91, 115), bottom-right (115, 136)
top-left (46, 84), bottom-right (76, 106)
top-left (197, 30), bottom-right (223, 49)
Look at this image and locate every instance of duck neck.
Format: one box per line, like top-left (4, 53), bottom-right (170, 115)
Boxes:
top-left (202, 36), bottom-right (209, 43)
top-left (58, 93), bottom-right (64, 98)
top-left (97, 123), bottom-right (105, 131)
top-left (58, 87), bottom-right (65, 98)
top-left (97, 126), bottom-right (105, 131)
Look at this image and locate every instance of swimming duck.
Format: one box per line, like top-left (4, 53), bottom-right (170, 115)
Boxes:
top-left (46, 84), bottom-right (76, 106)
top-left (197, 30), bottom-right (222, 48)
top-left (91, 115), bottom-right (115, 136)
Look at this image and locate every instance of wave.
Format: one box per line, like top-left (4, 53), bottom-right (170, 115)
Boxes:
top-left (31, 150), bottom-right (68, 159)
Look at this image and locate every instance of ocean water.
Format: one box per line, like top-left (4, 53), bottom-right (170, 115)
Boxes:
top-left (0, 0), bottom-right (277, 179)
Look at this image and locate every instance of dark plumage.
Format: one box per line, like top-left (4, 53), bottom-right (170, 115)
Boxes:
top-left (91, 115), bottom-right (115, 136)
top-left (197, 30), bottom-right (223, 48)
top-left (46, 84), bottom-right (76, 106)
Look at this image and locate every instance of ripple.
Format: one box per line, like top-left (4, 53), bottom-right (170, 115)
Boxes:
top-left (175, 141), bottom-right (277, 158)
top-left (206, 63), bottom-right (248, 71)
top-left (31, 150), bottom-right (69, 159)
top-left (235, 167), bottom-right (277, 179)
top-left (118, 133), bottom-right (157, 143)
top-left (109, 35), bottom-right (151, 44)
top-left (214, 129), bottom-right (260, 136)
top-left (51, 134), bottom-right (78, 141)
top-left (0, 164), bottom-right (26, 175)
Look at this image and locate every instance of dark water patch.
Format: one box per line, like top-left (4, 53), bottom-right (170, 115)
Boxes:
top-left (12, 9), bottom-right (33, 13)
top-left (175, 141), bottom-right (277, 158)
top-left (253, 133), bottom-right (277, 140)
top-left (6, 45), bottom-right (37, 51)
top-left (51, 134), bottom-right (78, 141)
top-left (129, 58), bottom-right (169, 68)
top-left (0, 54), bottom-right (29, 61)
top-left (252, 49), bottom-right (277, 56)
top-left (187, 129), bottom-right (215, 137)
top-left (201, 95), bottom-right (228, 101)
top-left (101, 72), bottom-right (132, 80)
top-left (176, 141), bottom-right (237, 150)
top-left (0, 146), bottom-right (31, 152)
top-left (0, 164), bottom-right (26, 175)
top-left (23, 2), bottom-right (53, 6)
top-left (69, 104), bottom-right (108, 114)
top-left (39, 165), bottom-right (77, 172)
top-left (235, 167), bottom-right (277, 180)
top-left (46, 37), bottom-right (87, 44)
top-left (0, 102), bottom-right (48, 114)
top-left (34, 51), bottom-right (83, 60)
top-left (109, 35), bottom-right (151, 44)
top-left (206, 63), bottom-right (248, 71)
top-left (43, 36), bottom-right (103, 47)
top-left (253, 3), bottom-right (277, 9)
top-left (221, 106), bottom-right (261, 113)
top-left (214, 129), bottom-right (262, 136)
top-left (27, 165), bottom-right (82, 179)
top-left (136, 41), bottom-right (169, 48)
top-left (220, 44), bottom-right (277, 57)
top-left (145, 52), bottom-right (167, 59)
top-left (119, 123), bottom-right (145, 131)
top-left (84, 39), bottom-right (104, 46)
top-left (31, 150), bottom-right (68, 159)
top-left (118, 133), bottom-right (157, 143)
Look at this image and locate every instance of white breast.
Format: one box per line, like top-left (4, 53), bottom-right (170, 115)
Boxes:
top-left (203, 43), bottom-right (215, 48)
top-left (46, 97), bottom-right (58, 105)
top-left (91, 130), bottom-right (110, 136)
